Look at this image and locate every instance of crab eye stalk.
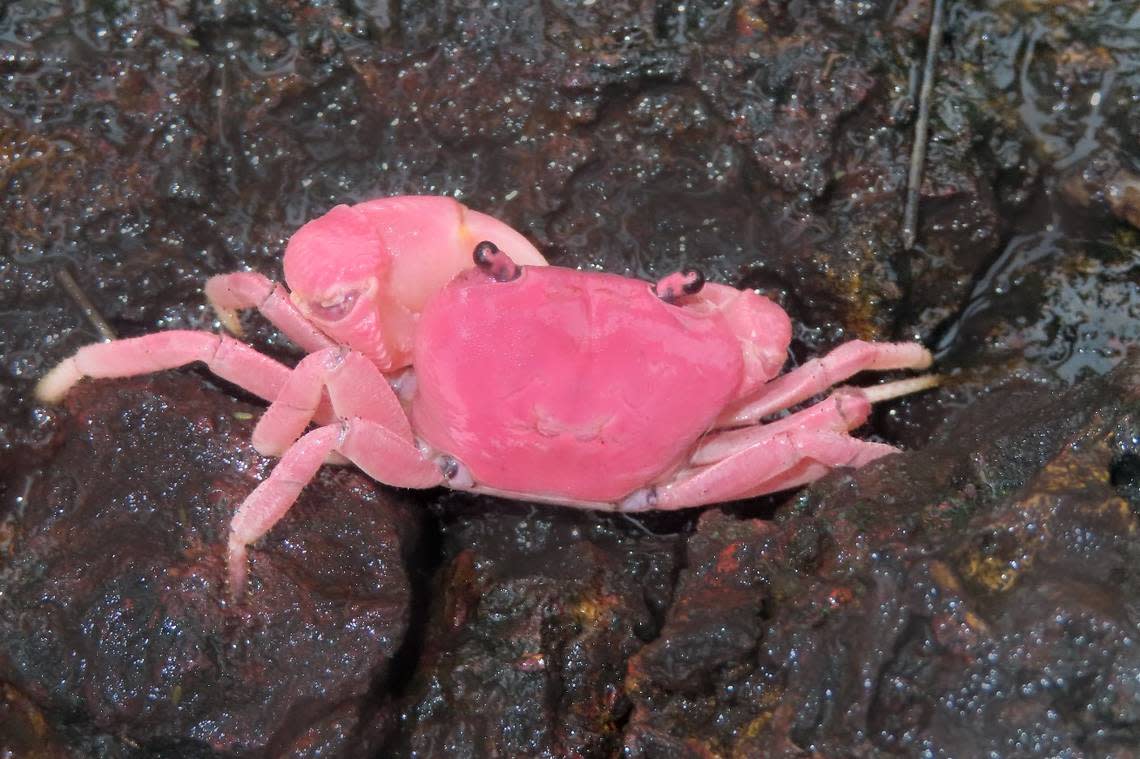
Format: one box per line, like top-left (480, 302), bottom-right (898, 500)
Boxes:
top-left (680, 268), bottom-right (705, 295)
top-left (653, 268), bottom-right (705, 304)
top-left (473, 241), bottom-right (522, 282)
top-left (308, 290), bottom-right (359, 321)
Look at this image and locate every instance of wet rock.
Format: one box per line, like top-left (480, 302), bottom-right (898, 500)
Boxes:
top-left (931, 0), bottom-right (1140, 382)
top-left (626, 354), bottom-right (1140, 755)
top-left (0, 375), bottom-right (420, 756)
top-left (0, 0), bottom-right (1137, 755)
top-left (0, 682), bottom-right (74, 759)
top-left (624, 513), bottom-right (777, 756)
top-left (396, 498), bottom-right (680, 758)
top-left (934, 221), bottom-right (1139, 385)
top-left (1105, 171), bottom-right (1140, 229)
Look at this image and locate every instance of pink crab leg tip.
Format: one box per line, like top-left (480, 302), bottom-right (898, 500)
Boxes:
top-left (35, 358), bottom-right (83, 404)
top-left (861, 374), bottom-right (941, 404)
top-left (653, 430), bottom-right (904, 510)
top-left (226, 416), bottom-right (441, 597)
top-left (226, 538), bottom-right (249, 598)
top-left (729, 438), bottom-right (899, 499)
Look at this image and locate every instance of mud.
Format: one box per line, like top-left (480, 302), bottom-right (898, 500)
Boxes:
top-left (1, 0), bottom-right (1138, 756)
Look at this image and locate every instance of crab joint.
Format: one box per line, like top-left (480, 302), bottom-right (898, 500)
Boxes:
top-left (652, 268), bottom-right (705, 304)
top-left (437, 454), bottom-right (474, 488)
top-left (620, 486), bottom-right (658, 512)
top-left (473, 241), bottom-right (522, 282)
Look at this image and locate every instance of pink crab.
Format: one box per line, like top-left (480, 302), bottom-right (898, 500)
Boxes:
top-left (37, 195), bottom-right (935, 591)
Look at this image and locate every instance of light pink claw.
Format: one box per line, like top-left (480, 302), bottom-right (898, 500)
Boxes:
top-left (722, 340), bottom-right (934, 426)
top-left (35, 331), bottom-right (292, 405)
top-left (205, 271), bottom-right (335, 353)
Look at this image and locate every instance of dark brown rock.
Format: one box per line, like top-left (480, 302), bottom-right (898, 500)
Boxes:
top-left (396, 498), bottom-right (681, 758)
top-left (0, 375), bottom-right (420, 756)
top-left (0, 0), bottom-right (1138, 756)
top-left (0, 682), bottom-right (75, 759)
top-left (625, 354), bottom-right (1140, 756)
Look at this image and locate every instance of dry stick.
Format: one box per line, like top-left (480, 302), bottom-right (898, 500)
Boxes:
top-left (902, 0), bottom-right (946, 250)
top-left (56, 269), bottom-right (118, 341)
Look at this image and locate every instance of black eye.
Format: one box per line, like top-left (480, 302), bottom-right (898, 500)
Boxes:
top-left (309, 290), bottom-right (359, 321)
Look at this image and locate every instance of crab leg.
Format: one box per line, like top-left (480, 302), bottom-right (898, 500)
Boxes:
top-left (621, 430), bottom-right (896, 512)
top-left (251, 347), bottom-right (412, 456)
top-left (35, 331), bottom-right (294, 404)
top-left (720, 341), bottom-right (934, 426)
top-left (725, 433), bottom-right (896, 498)
top-left (693, 386), bottom-right (873, 466)
top-left (227, 419), bottom-right (441, 592)
top-left (227, 346), bottom-right (437, 591)
top-left (696, 376), bottom-right (938, 465)
top-left (205, 271), bottom-right (335, 353)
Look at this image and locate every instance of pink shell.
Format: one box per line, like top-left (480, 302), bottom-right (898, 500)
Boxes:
top-left (411, 266), bottom-right (744, 501)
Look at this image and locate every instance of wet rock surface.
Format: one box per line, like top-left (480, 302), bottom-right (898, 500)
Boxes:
top-left (397, 498), bottom-right (681, 757)
top-left (0, 0), bottom-right (1138, 757)
top-left (626, 354), bottom-right (1140, 756)
top-left (0, 376), bottom-right (419, 756)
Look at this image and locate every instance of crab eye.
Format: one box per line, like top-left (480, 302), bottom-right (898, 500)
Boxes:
top-left (309, 290), bottom-right (359, 321)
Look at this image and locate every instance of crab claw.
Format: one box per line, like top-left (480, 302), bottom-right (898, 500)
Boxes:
top-left (283, 196), bottom-right (547, 370)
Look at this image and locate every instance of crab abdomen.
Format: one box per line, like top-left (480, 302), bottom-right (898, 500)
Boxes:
top-left (411, 267), bottom-right (744, 502)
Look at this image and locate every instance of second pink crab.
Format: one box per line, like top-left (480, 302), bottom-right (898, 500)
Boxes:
top-left (38, 195), bottom-right (935, 590)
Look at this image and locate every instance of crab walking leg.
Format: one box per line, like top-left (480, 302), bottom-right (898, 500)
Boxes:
top-left (227, 420), bottom-right (442, 591)
top-left (205, 272), bottom-right (335, 353)
top-left (35, 331), bottom-right (293, 404)
top-left (693, 386), bottom-right (873, 466)
top-left (697, 376), bottom-right (936, 464)
top-left (728, 435), bottom-right (897, 498)
top-left (252, 348), bottom-right (413, 457)
top-left (622, 431), bottom-right (897, 512)
top-left (721, 341), bottom-right (935, 426)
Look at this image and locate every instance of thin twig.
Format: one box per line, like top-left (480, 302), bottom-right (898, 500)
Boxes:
top-left (56, 269), bottom-right (117, 341)
top-left (902, 0), bottom-right (946, 250)
top-left (619, 512), bottom-right (668, 538)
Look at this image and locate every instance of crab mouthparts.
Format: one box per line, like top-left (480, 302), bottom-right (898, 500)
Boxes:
top-left (311, 290), bottom-right (360, 321)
